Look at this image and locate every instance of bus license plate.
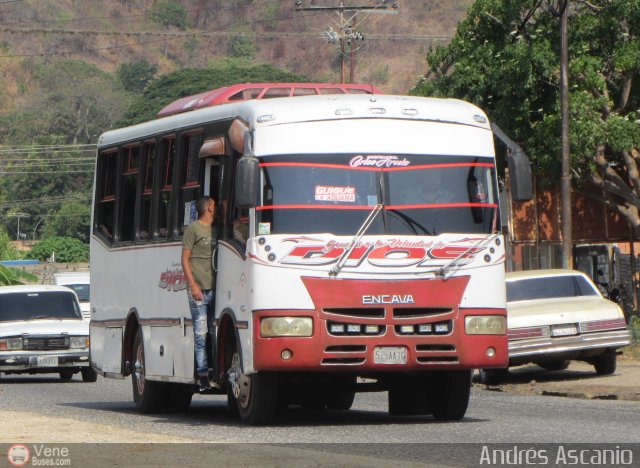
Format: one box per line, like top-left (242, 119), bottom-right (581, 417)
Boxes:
top-left (36, 356), bottom-right (58, 367)
top-left (373, 346), bottom-right (407, 365)
top-left (551, 324), bottom-right (578, 337)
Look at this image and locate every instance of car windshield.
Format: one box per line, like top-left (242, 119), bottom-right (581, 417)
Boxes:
top-left (65, 284), bottom-right (90, 302)
top-left (0, 291), bottom-right (82, 321)
top-left (257, 154), bottom-right (499, 236)
top-left (507, 275), bottom-right (599, 302)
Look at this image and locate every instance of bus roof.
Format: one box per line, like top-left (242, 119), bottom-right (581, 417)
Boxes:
top-left (97, 94), bottom-right (490, 149)
top-left (155, 82), bottom-right (382, 118)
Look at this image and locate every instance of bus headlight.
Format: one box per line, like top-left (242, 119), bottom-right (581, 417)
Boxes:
top-left (260, 317), bottom-right (313, 337)
top-left (465, 316), bottom-right (506, 335)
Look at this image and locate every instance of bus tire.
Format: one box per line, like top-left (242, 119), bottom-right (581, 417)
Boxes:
top-left (327, 392), bottom-right (355, 411)
top-left (165, 383), bottom-right (193, 412)
top-left (327, 375), bottom-right (357, 411)
top-left (81, 367), bottom-right (98, 383)
top-left (131, 328), bottom-right (165, 413)
top-left (429, 370), bottom-right (471, 421)
top-left (226, 341), bottom-right (278, 425)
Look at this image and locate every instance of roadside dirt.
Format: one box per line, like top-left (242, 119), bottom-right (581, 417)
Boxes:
top-left (0, 410), bottom-right (198, 443)
top-left (474, 356), bottom-right (640, 402)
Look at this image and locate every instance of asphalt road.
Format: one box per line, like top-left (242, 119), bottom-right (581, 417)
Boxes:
top-left (2, 372), bottom-right (639, 445)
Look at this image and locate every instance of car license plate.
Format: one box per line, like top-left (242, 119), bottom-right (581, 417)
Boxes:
top-left (373, 346), bottom-right (407, 364)
top-left (36, 355), bottom-right (59, 367)
top-left (551, 324), bottom-right (578, 337)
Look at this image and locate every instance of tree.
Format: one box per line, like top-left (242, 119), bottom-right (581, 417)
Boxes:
top-left (30, 60), bottom-right (131, 145)
top-left (117, 62), bottom-right (309, 126)
top-left (26, 236), bottom-right (89, 263)
top-left (412, 0), bottom-right (640, 233)
top-left (150, 1), bottom-right (189, 30)
top-left (41, 200), bottom-right (91, 243)
top-left (117, 60), bottom-right (158, 93)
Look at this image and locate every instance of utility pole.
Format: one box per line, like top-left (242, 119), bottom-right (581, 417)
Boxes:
top-left (295, 0), bottom-right (398, 83)
top-left (7, 213), bottom-right (30, 241)
top-left (549, 0), bottom-right (572, 269)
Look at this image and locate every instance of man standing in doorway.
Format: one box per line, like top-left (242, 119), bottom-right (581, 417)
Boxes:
top-left (181, 196), bottom-right (217, 391)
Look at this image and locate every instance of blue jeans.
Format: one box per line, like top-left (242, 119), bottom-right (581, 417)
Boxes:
top-left (188, 289), bottom-right (215, 377)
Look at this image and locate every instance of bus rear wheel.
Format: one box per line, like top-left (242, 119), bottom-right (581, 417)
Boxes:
top-left (226, 340), bottom-right (278, 425)
top-left (131, 328), bottom-right (164, 413)
top-left (428, 370), bottom-right (472, 421)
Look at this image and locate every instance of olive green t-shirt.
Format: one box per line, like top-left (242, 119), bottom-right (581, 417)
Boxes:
top-left (182, 221), bottom-right (216, 291)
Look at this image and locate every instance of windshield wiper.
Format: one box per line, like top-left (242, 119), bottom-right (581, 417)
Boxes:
top-left (329, 204), bottom-right (383, 277)
top-left (435, 231), bottom-right (500, 279)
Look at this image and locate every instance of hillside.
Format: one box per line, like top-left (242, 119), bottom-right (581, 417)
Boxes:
top-left (0, 0), bottom-right (474, 113)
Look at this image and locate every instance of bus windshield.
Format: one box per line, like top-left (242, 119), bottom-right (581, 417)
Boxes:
top-left (257, 154), bottom-right (498, 236)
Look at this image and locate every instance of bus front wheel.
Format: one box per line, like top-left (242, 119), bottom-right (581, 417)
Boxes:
top-left (226, 341), bottom-right (277, 425)
top-left (131, 328), bottom-right (164, 413)
top-left (428, 370), bottom-right (472, 421)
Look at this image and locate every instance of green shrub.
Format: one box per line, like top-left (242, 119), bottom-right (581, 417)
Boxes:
top-left (26, 236), bottom-right (89, 263)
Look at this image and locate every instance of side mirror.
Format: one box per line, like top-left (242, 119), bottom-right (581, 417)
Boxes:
top-left (491, 123), bottom-right (533, 201)
top-left (507, 148), bottom-right (533, 202)
top-left (235, 157), bottom-right (260, 209)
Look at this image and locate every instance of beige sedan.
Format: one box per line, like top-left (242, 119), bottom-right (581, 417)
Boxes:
top-left (480, 269), bottom-right (632, 385)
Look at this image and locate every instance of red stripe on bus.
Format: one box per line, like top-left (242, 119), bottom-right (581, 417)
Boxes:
top-left (256, 203), bottom-right (498, 211)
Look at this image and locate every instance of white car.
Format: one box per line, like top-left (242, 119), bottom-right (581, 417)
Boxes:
top-left (54, 271), bottom-right (90, 321)
top-left (480, 269), bottom-right (632, 384)
top-left (0, 285), bottom-right (97, 382)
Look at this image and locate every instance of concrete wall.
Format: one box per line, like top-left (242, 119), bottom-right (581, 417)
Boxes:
top-left (11, 263), bottom-right (90, 285)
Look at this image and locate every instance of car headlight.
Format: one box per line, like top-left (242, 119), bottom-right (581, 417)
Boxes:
top-left (70, 336), bottom-right (90, 349)
top-left (0, 337), bottom-right (23, 350)
top-left (465, 316), bottom-right (506, 335)
top-left (260, 317), bottom-right (313, 337)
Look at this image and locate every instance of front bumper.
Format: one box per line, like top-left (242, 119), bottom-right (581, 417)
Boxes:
top-left (0, 351), bottom-right (90, 372)
top-left (253, 308), bottom-right (508, 372)
top-left (508, 328), bottom-right (632, 364)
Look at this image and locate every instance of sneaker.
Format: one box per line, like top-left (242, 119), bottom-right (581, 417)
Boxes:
top-left (199, 376), bottom-right (212, 392)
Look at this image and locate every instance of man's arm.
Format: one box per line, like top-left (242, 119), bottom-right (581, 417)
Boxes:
top-left (181, 248), bottom-right (203, 301)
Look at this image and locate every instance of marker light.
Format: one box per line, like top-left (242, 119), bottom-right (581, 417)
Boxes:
top-left (418, 324), bottom-right (432, 334)
top-left (434, 323), bottom-right (450, 334)
top-left (347, 324), bottom-right (361, 333)
top-left (329, 323), bottom-right (345, 334)
top-left (465, 316), bottom-right (507, 335)
top-left (260, 317), bottom-right (313, 337)
top-left (399, 325), bottom-right (414, 334)
top-left (364, 325), bottom-right (379, 334)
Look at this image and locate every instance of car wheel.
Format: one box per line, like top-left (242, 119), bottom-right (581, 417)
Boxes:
top-left (59, 369), bottom-right (74, 381)
top-left (593, 353), bottom-right (617, 375)
top-left (539, 360), bottom-right (570, 371)
top-left (81, 367), bottom-right (98, 383)
top-left (478, 368), bottom-right (507, 385)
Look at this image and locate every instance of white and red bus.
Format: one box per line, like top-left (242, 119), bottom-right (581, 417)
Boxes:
top-left (90, 92), bottom-right (530, 424)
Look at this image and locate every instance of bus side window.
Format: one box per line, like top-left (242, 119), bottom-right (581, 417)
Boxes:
top-left (140, 142), bottom-right (155, 240)
top-left (157, 136), bottom-right (175, 239)
top-left (96, 150), bottom-right (117, 241)
top-left (120, 145), bottom-right (139, 243)
top-left (178, 132), bottom-right (203, 233)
